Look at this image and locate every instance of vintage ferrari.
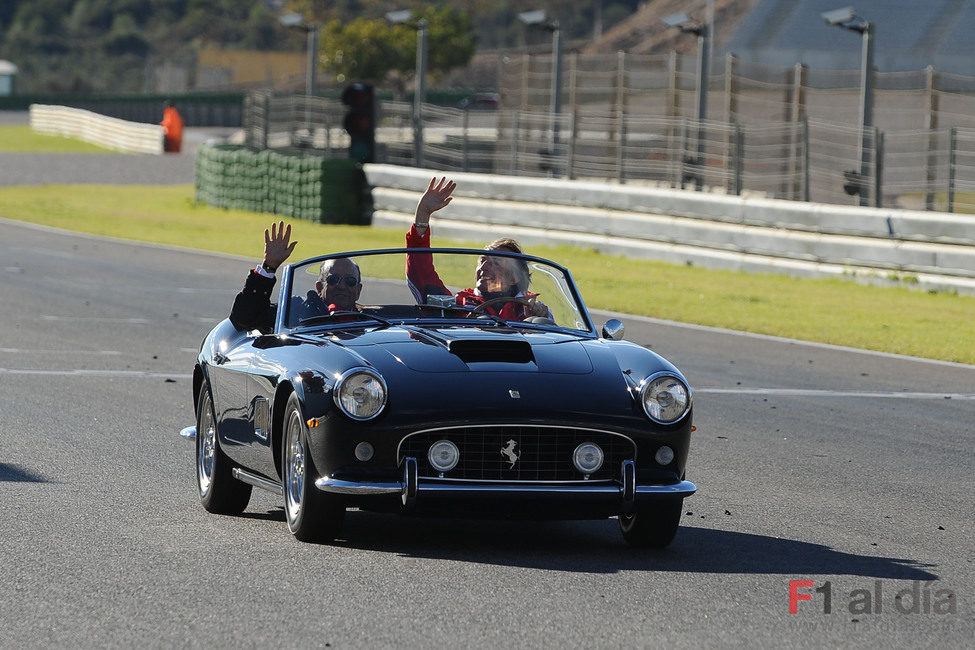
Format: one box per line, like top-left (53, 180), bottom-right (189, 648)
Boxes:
top-left (181, 247), bottom-right (696, 547)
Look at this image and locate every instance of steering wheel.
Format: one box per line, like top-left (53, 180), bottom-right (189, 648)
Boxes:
top-left (470, 296), bottom-right (534, 315)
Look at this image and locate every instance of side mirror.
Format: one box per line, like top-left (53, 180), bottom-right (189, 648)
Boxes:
top-left (601, 318), bottom-right (625, 340)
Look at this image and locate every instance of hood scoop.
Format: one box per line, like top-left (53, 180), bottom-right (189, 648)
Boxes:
top-left (448, 339), bottom-right (535, 364)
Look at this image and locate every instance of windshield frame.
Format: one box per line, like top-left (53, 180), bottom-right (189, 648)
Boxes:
top-left (274, 247), bottom-right (597, 336)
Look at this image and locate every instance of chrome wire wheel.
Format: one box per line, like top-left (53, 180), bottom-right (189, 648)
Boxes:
top-left (195, 382), bottom-right (251, 515)
top-left (284, 408), bottom-right (305, 528)
top-left (197, 392), bottom-right (217, 497)
top-left (281, 393), bottom-right (345, 542)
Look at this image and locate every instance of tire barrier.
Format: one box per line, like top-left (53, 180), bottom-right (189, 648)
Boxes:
top-left (29, 104), bottom-right (164, 154)
top-left (194, 144), bottom-right (367, 224)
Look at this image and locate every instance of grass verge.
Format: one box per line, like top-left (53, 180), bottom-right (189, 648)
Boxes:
top-left (1, 183), bottom-right (972, 364)
top-left (0, 125), bottom-right (115, 153)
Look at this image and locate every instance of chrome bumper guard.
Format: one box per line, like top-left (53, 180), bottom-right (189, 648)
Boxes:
top-left (315, 458), bottom-right (697, 509)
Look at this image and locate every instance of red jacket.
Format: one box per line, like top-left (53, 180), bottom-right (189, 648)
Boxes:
top-left (405, 224), bottom-right (533, 320)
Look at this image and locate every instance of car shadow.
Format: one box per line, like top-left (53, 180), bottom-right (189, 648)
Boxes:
top-left (0, 462), bottom-right (48, 483)
top-left (238, 508), bottom-right (287, 522)
top-left (323, 511), bottom-right (939, 580)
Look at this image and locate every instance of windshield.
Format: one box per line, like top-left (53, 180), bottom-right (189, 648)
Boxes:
top-left (280, 249), bottom-right (592, 333)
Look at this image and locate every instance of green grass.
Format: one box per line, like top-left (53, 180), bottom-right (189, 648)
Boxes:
top-left (1, 183), bottom-right (973, 364)
top-left (0, 125), bottom-right (115, 153)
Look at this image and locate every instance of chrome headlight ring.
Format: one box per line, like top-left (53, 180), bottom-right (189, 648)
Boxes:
top-left (333, 367), bottom-right (388, 421)
top-left (639, 372), bottom-right (691, 425)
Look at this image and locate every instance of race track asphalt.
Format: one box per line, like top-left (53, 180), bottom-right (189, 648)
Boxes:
top-left (0, 132), bottom-right (972, 647)
top-left (0, 110), bottom-right (232, 186)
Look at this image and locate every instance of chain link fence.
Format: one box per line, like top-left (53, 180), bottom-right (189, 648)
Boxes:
top-left (242, 51), bottom-right (975, 214)
top-left (243, 92), bottom-right (345, 153)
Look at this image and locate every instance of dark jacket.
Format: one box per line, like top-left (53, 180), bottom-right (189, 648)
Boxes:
top-left (229, 270), bottom-right (329, 333)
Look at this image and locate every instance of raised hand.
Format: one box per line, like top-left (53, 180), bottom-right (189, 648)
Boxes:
top-left (526, 295), bottom-right (550, 318)
top-left (263, 221), bottom-right (298, 271)
top-left (414, 177), bottom-right (456, 230)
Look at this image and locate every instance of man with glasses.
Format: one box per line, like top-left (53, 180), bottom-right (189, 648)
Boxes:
top-left (230, 221), bottom-right (362, 333)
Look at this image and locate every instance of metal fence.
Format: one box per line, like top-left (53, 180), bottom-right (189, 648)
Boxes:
top-left (243, 92), bottom-right (346, 153)
top-left (243, 84), bottom-right (975, 214)
top-left (499, 52), bottom-right (975, 131)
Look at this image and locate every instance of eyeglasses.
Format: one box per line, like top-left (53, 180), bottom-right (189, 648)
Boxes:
top-left (324, 274), bottom-right (358, 287)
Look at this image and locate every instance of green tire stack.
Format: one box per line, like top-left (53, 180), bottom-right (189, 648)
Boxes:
top-left (194, 144), bottom-right (367, 224)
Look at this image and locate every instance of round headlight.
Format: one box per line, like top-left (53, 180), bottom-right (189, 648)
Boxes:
top-left (641, 374), bottom-right (691, 424)
top-left (428, 440), bottom-right (460, 473)
top-left (572, 442), bottom-right (604, 474)
top-left (333, 368), bottom-right (387, 420)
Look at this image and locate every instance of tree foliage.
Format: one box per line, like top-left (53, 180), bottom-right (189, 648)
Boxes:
top-left (0, 0), bottom-right (303, 92)
top-left (319, 5), bottom-right (476, 87)
top-left (0, 0), bottom-right (638, 94)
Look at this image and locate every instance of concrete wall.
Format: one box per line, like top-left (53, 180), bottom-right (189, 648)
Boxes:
top-left (29, 104), bottom-right (164, 154)
top-left (365, 164), bottom-right (975, 295)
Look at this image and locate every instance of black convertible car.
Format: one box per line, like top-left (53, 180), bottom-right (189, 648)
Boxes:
top-left (181, 248), bottom-right (696, 547)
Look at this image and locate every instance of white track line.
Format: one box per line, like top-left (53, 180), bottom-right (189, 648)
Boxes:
top-left (0, 348), bottom-right (121, 355)
top-left (39, 315), bottom-right (150, 324)
top-left (696, 388), bottom-right (975, 400)
top-left (37, 315), bottom-right (221, 324)
top-left (0, 368), bottom-right (191, 379)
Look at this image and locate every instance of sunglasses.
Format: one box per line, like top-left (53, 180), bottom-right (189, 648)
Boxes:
top-left (324, 274), bottom-right (358, 287)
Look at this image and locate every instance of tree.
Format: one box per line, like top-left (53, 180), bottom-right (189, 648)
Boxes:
top-left (320, 18), bottom-right (402, 85)
top-left (318, 4), bottom-right (475, 88)
top-left (410, 4), bottom-right (477, 82)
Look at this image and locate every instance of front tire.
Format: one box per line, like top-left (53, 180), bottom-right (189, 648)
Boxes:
top-left (196, 383), bottom-right (252, 514)
top-left (619, 500), bottom-right (683, 548)
top-left (282, 393), bottom-right (345, 543)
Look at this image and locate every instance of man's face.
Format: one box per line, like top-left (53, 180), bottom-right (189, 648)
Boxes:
top-left (475, 253), bottom-right (517, 295)
top-left (316, 258), bottom-right (362, 310)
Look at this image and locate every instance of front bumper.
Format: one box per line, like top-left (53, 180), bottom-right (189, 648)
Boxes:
top-left (315, 458), bottom-right (696, 515)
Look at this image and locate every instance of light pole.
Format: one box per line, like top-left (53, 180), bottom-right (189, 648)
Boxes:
top-left (662, 12), bottom-right (710, 190)
top-left (823, 6), bottom-right (875, 206)
top-left (279, 12), bottom-right (319, 97)
top-left (279, 12), bottom-right (322, 147)
top-left (519, 10), bottom-right (563, 172)
top-left (387, 10), bottom-right (428, 168)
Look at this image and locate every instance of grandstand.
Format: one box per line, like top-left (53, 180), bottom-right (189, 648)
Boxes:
top-left (722, 0), bottom-right (975, 73)
top-left (587, 0), bottom-right (975, 75)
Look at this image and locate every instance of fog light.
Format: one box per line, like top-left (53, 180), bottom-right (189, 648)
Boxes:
top-left (354, 442), bottom-right (374, 462)
top-left (573, 443), bottom-right (604, 474)
top-left (428, 440), bottom-right (459, 473)
top-left (654, 446), bottom-right (675, 466)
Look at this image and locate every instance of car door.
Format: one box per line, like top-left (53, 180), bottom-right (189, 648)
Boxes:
top-left (207, 331), bottom-right (268, 473)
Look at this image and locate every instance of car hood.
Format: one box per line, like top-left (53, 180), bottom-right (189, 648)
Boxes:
top-left (284, 324), bottom-right (643, 421)
top-left (337, 325), bottom-right (595, 374)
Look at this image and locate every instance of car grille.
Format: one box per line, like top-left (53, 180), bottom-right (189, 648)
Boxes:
top-left (398, 425), bottom-right (636, 482)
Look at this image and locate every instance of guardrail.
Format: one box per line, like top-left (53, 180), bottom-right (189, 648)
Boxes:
top-left (5, 92), bottom-right (244, 126)
top-left (365, 164), bottom-right (975, 295)
top-left (29, 104), bottom-right (164, 154)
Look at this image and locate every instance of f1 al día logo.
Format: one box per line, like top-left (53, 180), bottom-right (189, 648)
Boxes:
top-left (789, 580), bottom-right (957, 615)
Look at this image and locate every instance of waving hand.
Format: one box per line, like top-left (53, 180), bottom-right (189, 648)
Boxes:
top-left (413, 177), bottom-right (456, 232)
